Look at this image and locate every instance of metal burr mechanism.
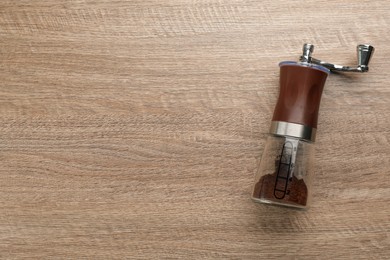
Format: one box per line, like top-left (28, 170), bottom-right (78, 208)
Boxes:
top-left (300, 43), bottom-right (375, 72)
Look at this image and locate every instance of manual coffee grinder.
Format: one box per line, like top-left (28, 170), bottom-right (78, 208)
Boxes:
top-left (251, 43), bottom-right (374, 209)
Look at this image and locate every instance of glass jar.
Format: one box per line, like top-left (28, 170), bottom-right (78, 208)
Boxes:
top-left (251, 135), bottom-right (314, 209)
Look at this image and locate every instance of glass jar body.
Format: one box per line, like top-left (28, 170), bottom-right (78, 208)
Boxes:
top-left (251, 135), bottom-right (314, 209)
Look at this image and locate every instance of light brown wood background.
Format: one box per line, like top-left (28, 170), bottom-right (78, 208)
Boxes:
top-left (0, 0), bottom-right (389, 259)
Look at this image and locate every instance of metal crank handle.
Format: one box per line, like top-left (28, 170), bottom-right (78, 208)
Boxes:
top-left (300, 43), bottom-right (375, 73)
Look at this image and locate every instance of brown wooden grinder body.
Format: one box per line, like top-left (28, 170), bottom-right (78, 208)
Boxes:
top-left (272, 64), bottom-right (329, 129)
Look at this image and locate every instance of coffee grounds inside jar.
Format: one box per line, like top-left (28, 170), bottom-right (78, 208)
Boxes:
top-left (252, 172), bottom-right (308, 207)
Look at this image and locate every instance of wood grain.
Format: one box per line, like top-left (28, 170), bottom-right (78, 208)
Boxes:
top-left (0, 0), bottom-right (389, 258)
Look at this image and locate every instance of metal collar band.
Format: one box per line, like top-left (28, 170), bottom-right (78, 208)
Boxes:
top-left (270, 121), bottom-right (316, 142)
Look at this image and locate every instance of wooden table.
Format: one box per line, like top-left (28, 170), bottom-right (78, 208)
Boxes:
top-left (1, 1), bottom-right (389, 258)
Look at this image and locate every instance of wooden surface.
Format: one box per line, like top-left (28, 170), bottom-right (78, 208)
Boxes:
top-left (1, 0), bottom-right (389, 259)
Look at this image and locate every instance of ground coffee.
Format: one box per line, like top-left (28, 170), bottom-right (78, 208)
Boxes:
top-left (252, 172), bottom-right (308, 207)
